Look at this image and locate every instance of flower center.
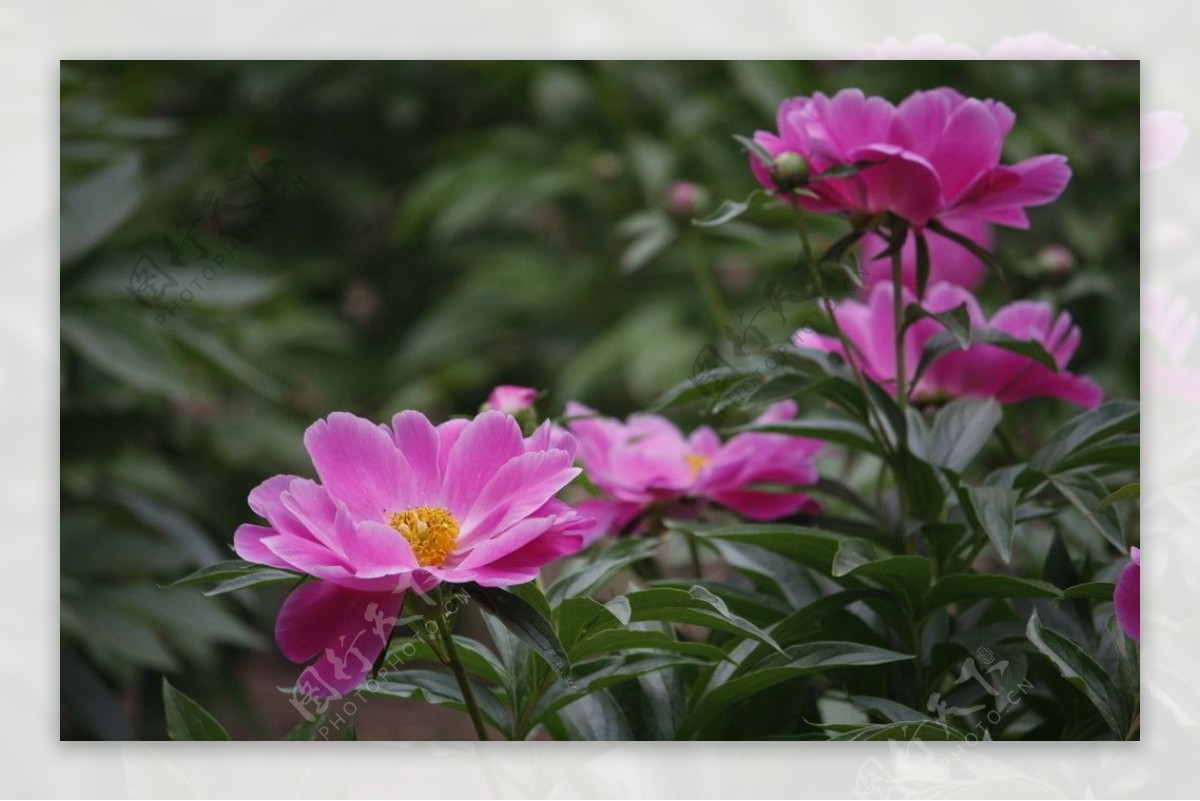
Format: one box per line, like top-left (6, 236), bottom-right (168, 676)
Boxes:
top-left (685, 453), bottom-right (711, 478)
top-left (386, 506), bottom-right (460, 567)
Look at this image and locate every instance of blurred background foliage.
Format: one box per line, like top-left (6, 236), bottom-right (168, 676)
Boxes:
top-left (60, 60), bottom-right (1138, 739)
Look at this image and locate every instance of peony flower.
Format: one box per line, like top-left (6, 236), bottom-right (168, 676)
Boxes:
top-left (859, 218), bottom-right (992, 294)
top-left (485, 384), bottom-right (539, 415)
top-left (845, 33), bottom-right (980, 60)
top-left (748, 87), bottom-right (1071, 230)
top-left (792, 281), bottom-right (1102, 408)
top-left (235, 410), bottom-right (590, 695)
top-left (1142, 111), bottom-right (1189, 172)
top-left (565, 400), bottom-right (822, 542)
top-left (1114, 546), bottom-right (1140, 641)
top-left (984, 32), bottom-right (1114, 60)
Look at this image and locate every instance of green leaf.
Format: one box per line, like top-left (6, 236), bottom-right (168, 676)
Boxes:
top-left (1063, 581), bottom-right (1118, 601)
top-left (929, 398), bottom-right (1002, 471)
top-left (1026, 609), bottom-right (1133, 737)
top-left (811, 159), bottom-right (884, 182)
top-left (168, 560), bottom-right (304, 595)
top-left (913, 231), bottom-right (931, 299)
top-left (62, 309), bottom-right (203, 400)
top-left (1098, 483), bottom-right (1140, 509)
top-left (923, 574), bottom-right (1061, 614)
top-left (546, 537), bottom-right (658, 605)
top-left (556, 597), bottom-right (626, 652)
top-left (619, 585), bottom-right (782, 652)
top-left (461, 582), bottom-right (571, 679)
top-left (731, 417), bottom-right (879, 455)
top-left (385, 635), bottom-right (508, 687)
top-left (693, 192), bottom-right (762, 228)
top-left (678, 642), bottom-right (912, 738)
top-left (819, 226), bottom-right (869, 267)
top-left (618, 210), bottom-right (676, 274)
top-left (61, 155), bottom-right (143, 264)
top-left (370, 669), bottom-right (511, 736)
top-left (957, 484), bottom-right (1019, 563)
top-left (916, 329), bottom-right (1059, 386)
top-left (1050, 473), bottom-right (1126, 552)
top-left (904, 302), bottom-right (971, 349)
top-left (677, 522), bottom-right (847, 574)
top-left (162, 678), bottom-right (230, 741)
top-left (904, 452), bottom-right (947, 521)
top-left (1030, 401), bottom-right (1140, 475)
top-left (649, 368), bottom-right (747, 412)
top-left (832, 541), bottom-right (932, 610)
top-left (732, 134), bottom-right (775, 168)
top-left (570, 628), bottom-right (729, 663)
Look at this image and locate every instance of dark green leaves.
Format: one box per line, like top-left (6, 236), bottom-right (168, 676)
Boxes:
top-left (461, 582), bottom-right (571, 680)
top-left (1026, 610), bottom-right (1134, 737)
top-left (168, 560), bottom-right (304, 596)
top-left (1030, 401), bottom-right (1140, 476)
top-left (924, 574), bottom-right (1061, 614)
top-left (929, 398), bottom-right (1002, 472)
top-left (678, 642), bottom-right (912, 738)
top-left (162, 679), bottom-right (230, 741)
top-left (958, 484), bottom-right (1019, 563)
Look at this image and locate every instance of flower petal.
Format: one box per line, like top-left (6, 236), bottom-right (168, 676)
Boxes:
top-left (304, 412), bottom-right (414, 521)
top-left (276, 581), bottom-right (406, 697)
top-left (441, 410), bottom-right (525, 517)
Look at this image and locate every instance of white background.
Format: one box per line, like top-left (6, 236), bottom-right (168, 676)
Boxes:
top-left (7, 0), bottom-right (1195, 797)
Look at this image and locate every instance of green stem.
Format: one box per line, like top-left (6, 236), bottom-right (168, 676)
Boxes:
top-left (687, 534), bottom-right (704, 579)
top-left (891, 245), bottom-right (909, 412)
top-left (685, 233), bottom-right (733, 337)
top-left (438, 602), bottom-right (490, 741)
top-left (793, 212), bottom-right (894, 464)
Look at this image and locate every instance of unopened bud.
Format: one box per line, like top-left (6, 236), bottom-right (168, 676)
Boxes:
top-left (1034, 244), bottom-right (1075, 278)
top-left (667, 181), bottom-right (709, 217)
top-left (771, 151), bottom-right (810, 190)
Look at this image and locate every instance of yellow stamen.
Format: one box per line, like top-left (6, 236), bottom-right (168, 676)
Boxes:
top-left (386, 506), bottom-right (460, 567)
top-left (686, 453), bottom-right (711, 478)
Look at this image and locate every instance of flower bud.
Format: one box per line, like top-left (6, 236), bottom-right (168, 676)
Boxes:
top-left (1034, 244), bottom-right (1075, 279)
top-left (771, 151), bottom-right (810, 190)
top-left (484, 385), bottom-right (538, 415)
top-left (667, 180), bottom-right (709, 217)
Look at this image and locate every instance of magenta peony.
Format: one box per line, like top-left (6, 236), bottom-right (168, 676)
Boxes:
top-left (1114, 546), bottom-right (1140, 641)
top-left (749, 87), bottom-right (1071, 230)
top-left (235, 410), bottom-right (590, 695)
top-left (793, 281), bottom-right (1102, 408)
top-left (565, 400), bottom-right (822, 541)
top-left (484, 384), bottom-right (539, 415)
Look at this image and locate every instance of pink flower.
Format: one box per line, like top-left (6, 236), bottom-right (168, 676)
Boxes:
top-left (1142, 111), bottom-right (1189, 172)
top-left (984, 33), bottom-right (1114, 60)
top-left (792, 282), bottom-right (1102, 408)
top-left (1114, 547), bottom-right (1140, 641)
top-left (566, 400), bottom-right (822, 542)
top-left (749, 87), bottom-right (1072, 230)
top-left (846, 33), bottom-right (980, 60)
top-left (485, 384), bottom-right (539, 415)
top-left (234, 410), bottom-right (590, 695)
top-left (859, 218), bottom-right (992, 294)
